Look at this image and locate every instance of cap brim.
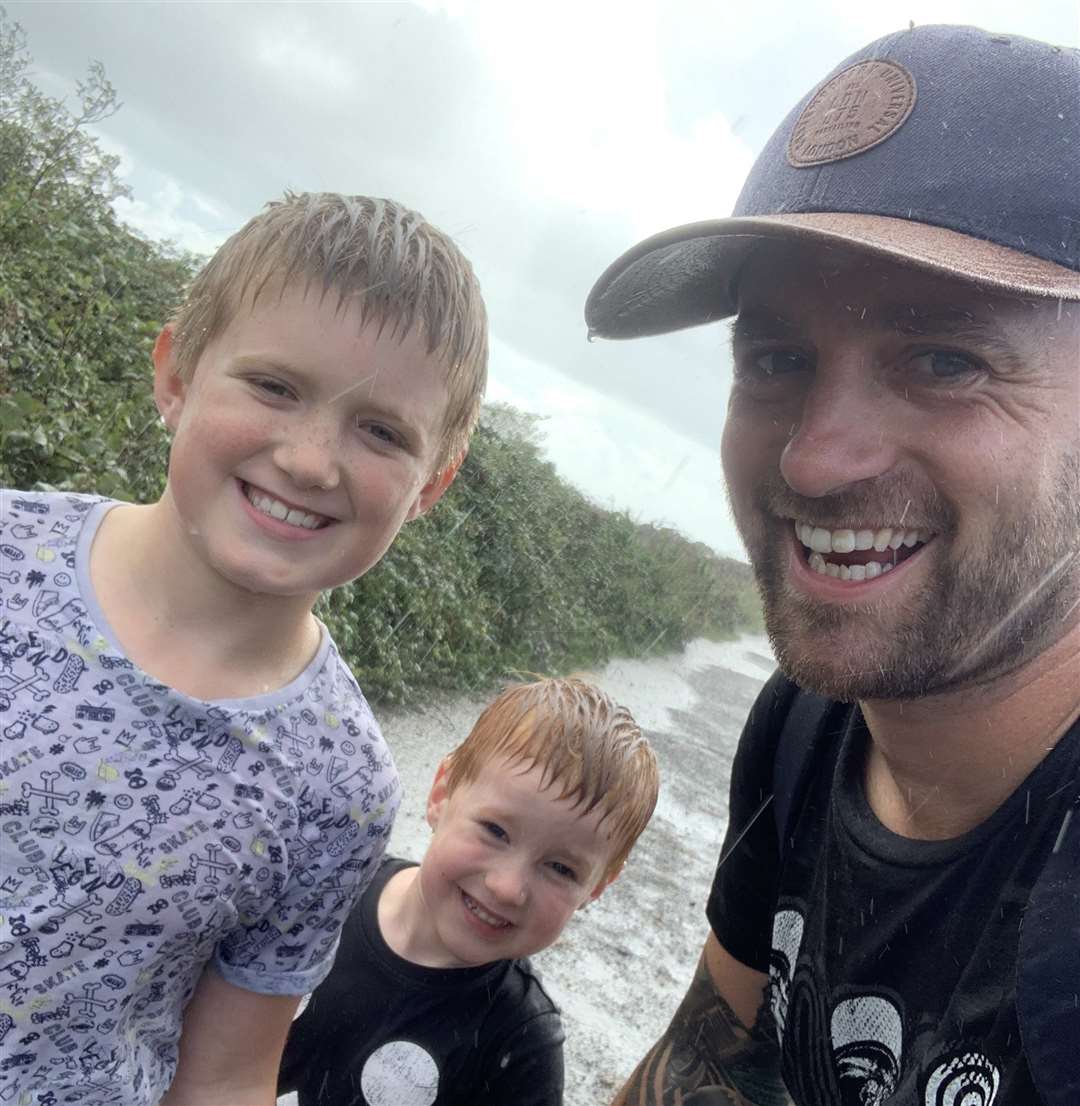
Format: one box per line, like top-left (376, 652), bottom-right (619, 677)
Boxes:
top-left (585, 213), bottom-right (1080, 340)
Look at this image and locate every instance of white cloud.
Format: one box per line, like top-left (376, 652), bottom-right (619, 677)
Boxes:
top-left (487, 335), bottom-right (745, 558)
top-left (92, 133), bottom-right (234, 256)
top-left (425, 1), bottom-right (756, 239)
top-left (253, 15), bottom-right (357, 94)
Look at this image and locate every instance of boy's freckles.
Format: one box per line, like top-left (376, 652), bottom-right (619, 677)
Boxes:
top-left (154, 284), bottom-right (455, 600)
top-left (412, 756), bottom-right (615, 968)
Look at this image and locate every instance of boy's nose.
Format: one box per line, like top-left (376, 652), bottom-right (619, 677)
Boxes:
top-left (272, 430), bottom-right (341, 492)
top-left (484, 862), bottom-right (528, 908)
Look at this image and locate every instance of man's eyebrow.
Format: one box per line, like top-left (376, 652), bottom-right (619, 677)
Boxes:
top-left (880, 304), bottom-right (1008, 339)
top-left (733, 303), bottom-right (1020, 353)
top-left (730, 308), bottom-right (801, 341)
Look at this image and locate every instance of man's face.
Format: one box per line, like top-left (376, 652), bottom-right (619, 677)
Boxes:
top-left (722, 242), bottom-right (1080, 701)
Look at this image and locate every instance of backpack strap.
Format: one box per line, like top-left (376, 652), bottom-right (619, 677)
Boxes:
top-left (771, 681), bottom-right (833, 853)
top-left (1017, 794), bottom-right (1080, 1105)
top-left (769, 675), bottom-right (1079, 1102)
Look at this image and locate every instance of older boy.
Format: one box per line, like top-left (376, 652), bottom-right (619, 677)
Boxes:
top-left (277, 677), bottom-right (659, 1106)
top-left (0, 192), bottom-right (487, 1105)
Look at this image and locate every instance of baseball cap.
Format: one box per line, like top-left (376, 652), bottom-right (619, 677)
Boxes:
top-left (585, 24), bottom-right (1080, 341)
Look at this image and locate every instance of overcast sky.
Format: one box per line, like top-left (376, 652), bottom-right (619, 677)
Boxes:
top-left (11, 0), bottom-right (1079, 557)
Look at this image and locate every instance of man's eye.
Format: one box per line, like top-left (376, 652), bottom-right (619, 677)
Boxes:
top-left (746, 350), bottom-right (810, 377)
top-left (908, 349), bottom-right (985, 382)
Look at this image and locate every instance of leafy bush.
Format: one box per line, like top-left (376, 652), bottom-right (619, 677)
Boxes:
top-left (1, 10), bottom-right (762, 704)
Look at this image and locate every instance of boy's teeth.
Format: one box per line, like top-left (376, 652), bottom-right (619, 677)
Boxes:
top-left (245, 487), bottom-right (326, 530)
top-left (464, 893), bottom-right (510, 928)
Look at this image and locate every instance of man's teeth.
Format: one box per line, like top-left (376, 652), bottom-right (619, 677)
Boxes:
top-left (796, 520), bottom-right (930, 581)
top-left (795, 521), bottom-right (927, 555)
top-left (246, 488), bottom-right (326, 530)
top-left (464, 893), bottom-right (510, 928)
top-left (807, 552), bottom-right (894, 580)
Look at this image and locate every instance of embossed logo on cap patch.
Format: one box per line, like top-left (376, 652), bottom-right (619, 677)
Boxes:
top-left (788, 59), bottom-right (916, 168)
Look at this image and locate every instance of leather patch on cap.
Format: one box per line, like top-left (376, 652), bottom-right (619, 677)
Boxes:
top-left (788, 59), bottom-right (916, 168)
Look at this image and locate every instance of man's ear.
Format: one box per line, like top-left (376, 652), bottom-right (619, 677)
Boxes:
top-left (152, 324), bottom-right (187, 432)
top-left (425, 758), bottom-right (453, 830)
top-left (408, 448), bottom-right (466, 521)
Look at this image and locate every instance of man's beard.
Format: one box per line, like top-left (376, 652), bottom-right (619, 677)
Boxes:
top-left (736, 457), bottom-right (1080, 702)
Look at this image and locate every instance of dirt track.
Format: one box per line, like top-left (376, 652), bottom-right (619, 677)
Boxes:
top-left (278, 633), bottom-right (774, 1105)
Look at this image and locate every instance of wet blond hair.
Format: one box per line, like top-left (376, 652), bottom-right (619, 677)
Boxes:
top-left (444, 677), bottom-right (659, 885)
top-left (169, 191), bottom-right (488, 472)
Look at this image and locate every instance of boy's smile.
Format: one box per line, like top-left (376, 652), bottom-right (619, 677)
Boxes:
top-left (402, 755), bottom-right (616, 969)
top-left (153, 283), bottom-right (457, 603)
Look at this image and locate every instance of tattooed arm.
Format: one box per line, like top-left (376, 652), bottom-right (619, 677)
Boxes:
top-left (611, 932), bottom-right (790, 1106)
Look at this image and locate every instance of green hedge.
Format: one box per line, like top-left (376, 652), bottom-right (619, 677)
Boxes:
top-left (1, 10), bottom-right (762, 703)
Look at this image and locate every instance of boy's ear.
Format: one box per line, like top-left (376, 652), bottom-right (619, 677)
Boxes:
top-left (583, 865), bottom-right (621, 907)
top-left (408, 449), bottom-right (466, 521)
top-left (152, 324), bottom-right (187, 432)
top-left (425, 758), bottom-right (453, 830)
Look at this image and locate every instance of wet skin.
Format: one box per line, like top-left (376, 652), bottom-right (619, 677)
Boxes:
top-left (722, 242), bottom-right (1080, 703)
top-left (154, 283), bottom-right (456, 605)
top-left (397, 756), bottom-right (616, 968)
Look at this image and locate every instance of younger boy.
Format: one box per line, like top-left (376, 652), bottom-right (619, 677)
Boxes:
top-left (0, 192), bottom-right (487, 1105)
top-left (277, 677), bottom-right (659, 1106)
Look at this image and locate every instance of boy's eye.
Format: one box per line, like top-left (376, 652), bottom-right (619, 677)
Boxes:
top-left (251, 377), bottom-right (295, 399)
top-left (360, 421), bottom-right (403, 448)
top-left (480, 821), bottom-right (507, 842)
top-left (549, 861), bottom-right (576, 881)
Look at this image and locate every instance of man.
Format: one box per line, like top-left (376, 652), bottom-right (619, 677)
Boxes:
top-left (586, 24), bottom-right (1079, 1106)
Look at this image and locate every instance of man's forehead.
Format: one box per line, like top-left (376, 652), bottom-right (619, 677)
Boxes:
top-left (732, 245), bottom-right (1065, 335)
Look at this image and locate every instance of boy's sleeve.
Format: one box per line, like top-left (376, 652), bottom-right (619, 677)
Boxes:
top-left (215, 681), bottom-right (402, 996)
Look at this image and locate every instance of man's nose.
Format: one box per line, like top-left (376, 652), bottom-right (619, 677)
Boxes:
top-left (779, 367), bottom-right (899, 499)
top-left (485, 860), bottom-right (528, 907)
top-left (272, 418), bottom-right (341, 492)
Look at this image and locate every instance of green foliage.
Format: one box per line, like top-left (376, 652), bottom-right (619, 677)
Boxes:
top-left (1, 11), bottom-right (762, 705)
top-left (320, 405), bottom-right (762, 703)
top-left (0, 9), bottom-right (196, 501)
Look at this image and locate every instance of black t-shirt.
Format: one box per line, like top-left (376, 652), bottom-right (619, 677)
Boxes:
top-left (708, 674), bottom-right (1080, 1105)
top-left (278, 857), bottom-right (564, 1106)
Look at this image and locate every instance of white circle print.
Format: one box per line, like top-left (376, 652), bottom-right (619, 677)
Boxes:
top-left (360, 1040), bottom-right (440, 1106)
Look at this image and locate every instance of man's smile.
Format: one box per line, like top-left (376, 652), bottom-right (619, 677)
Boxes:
top-left (792, 519), bottom-right (934, 582)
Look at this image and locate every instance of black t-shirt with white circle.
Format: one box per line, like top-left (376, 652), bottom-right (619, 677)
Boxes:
top-left (278, 857), bottom-right (564, 1106)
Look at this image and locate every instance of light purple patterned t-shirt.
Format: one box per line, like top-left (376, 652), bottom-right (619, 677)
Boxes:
top-left (0, 490), bottom-right (401, 1105)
